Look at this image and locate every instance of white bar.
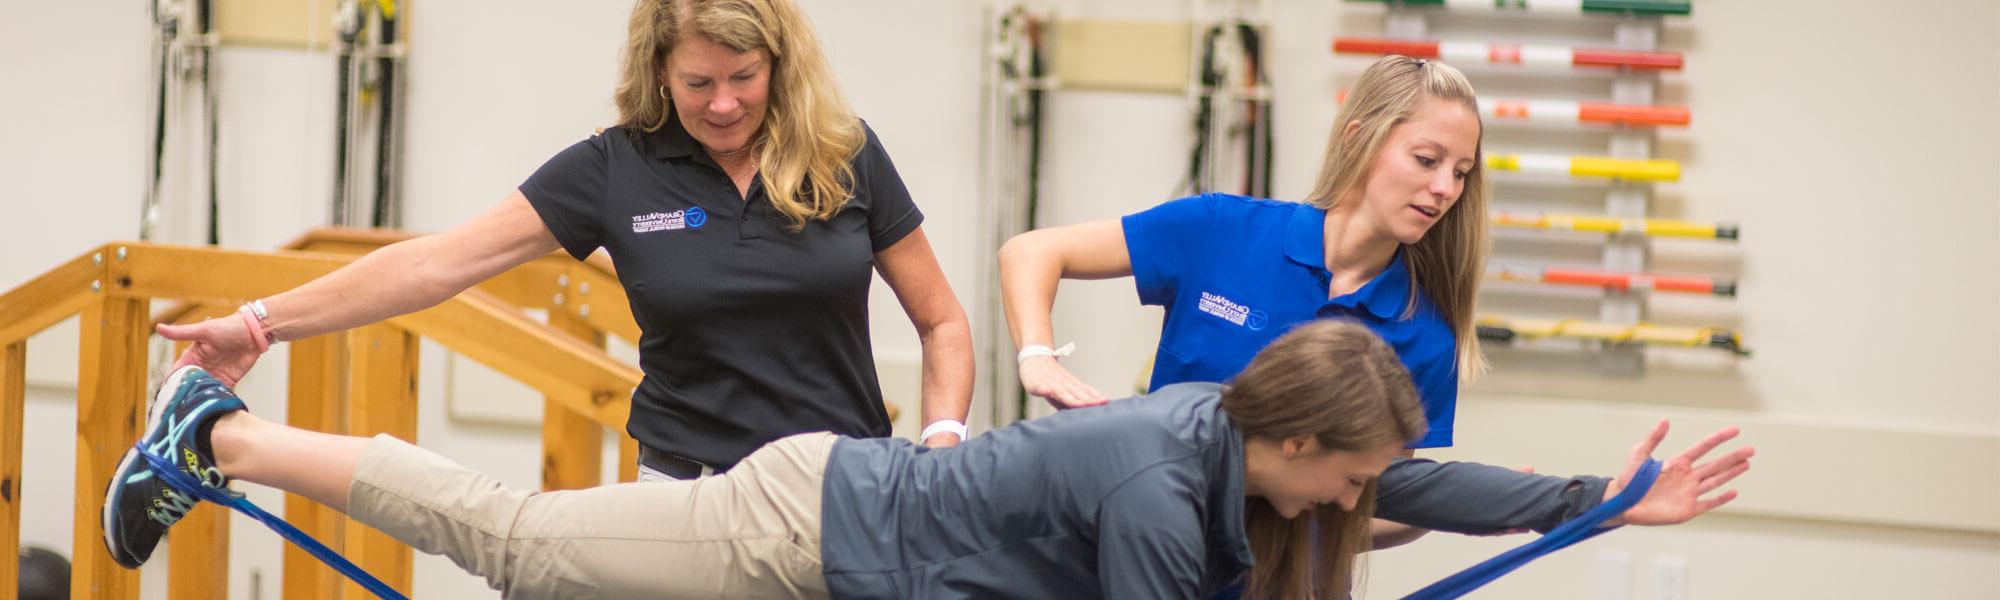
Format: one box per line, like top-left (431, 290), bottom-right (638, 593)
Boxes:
top-left (1528, 99), bottom-right (1581, 124)
top-left (1520, 44), bottom-right (1574, 68)
top-left (1446, 0), bottom-right (1500, 11)
top-left (1526, 0), bottom-right (1586, 14)
top-left (1514, 153), bottom-right (1572, 175)
top-left (1438, 40), bottom-right (1488, 64)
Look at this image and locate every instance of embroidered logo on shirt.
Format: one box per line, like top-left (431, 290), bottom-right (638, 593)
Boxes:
top-left (1198, 291), bottom-right (1268, 331)
top-left (631, 207), bottom-right (707, 233)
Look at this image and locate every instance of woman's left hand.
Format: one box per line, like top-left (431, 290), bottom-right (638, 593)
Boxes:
top-left (1605, 420), bottom-right (1755, 526)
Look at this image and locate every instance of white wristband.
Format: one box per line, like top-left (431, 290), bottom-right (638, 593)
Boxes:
top-left (920, 419), bottom-right (968, 441)
top-left (1016, 342), bottom-right (1075, 365)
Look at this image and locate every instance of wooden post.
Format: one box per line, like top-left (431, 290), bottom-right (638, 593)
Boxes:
top-left (73, 297), bottom-right (149, 600)
top-left (542, 312), bottom-right (605, 491)
top-left (1, 341), bottom-right (24, 597)
top-left (168, 338), bottom-right (229, 600)
top-left (342, 324), bottom-right (418, 598)
top-left (286, 334), bottom-right (349, 600)
top-left (617, 436), bottom-right (640, 483)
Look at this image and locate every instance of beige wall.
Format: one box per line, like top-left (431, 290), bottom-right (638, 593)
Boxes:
top-left (1, 0), bottom-right (1994, 598)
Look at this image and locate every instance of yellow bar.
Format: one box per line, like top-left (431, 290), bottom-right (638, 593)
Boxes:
top-left (1480, 316), bottom-right (1742, 350)
top-left (1568, 156), bottom-right (1681, 181)
top-left (1491, 213), bottom-right (1725, 240)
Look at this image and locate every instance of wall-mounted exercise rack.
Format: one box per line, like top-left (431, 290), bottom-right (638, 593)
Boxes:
top-left (1339, 0), bottom-right (1743, 373)
top-left (978, 1), bottom-right (1277, 425)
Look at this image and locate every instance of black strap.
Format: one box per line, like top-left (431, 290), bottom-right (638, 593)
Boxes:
top-left (638, 446), bottom-right (717, 479)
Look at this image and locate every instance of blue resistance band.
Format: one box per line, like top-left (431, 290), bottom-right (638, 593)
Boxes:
top-left (1400, 458), bottom-right (1663, 600)
top-left (140, 446), bottom-right (411, 600)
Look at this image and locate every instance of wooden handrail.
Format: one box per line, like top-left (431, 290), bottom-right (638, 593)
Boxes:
top-left (0, 240), bottom-right (642, 599)
top-left (153, 228), bottom-right (641, 344)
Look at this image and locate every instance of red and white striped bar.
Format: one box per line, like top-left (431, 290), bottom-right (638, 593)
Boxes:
top-left (1494, 265), bottom-right (1735, 296)
top-left (1332, 37), bottom-right (1683, 71)
top-left (1337, 90), bottom-right (1691, 127)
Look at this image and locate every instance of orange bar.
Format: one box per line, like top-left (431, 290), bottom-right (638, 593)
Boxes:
top-left (1539, 268), bottom-right (1718, 294)
top-left (1332, 37), bottom-right (1441, 58)
top-left (1577, 102), bottom-right (1691, 126)
top-left (1572, 48), bottom-right (1682, 70)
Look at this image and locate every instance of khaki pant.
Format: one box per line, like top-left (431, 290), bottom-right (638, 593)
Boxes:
top-left (347, 432), bottom-right (839, 599)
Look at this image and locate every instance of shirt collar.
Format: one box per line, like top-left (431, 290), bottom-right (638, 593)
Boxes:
top-left (1340, 248), bottom-right (1414, 320)
top-left (1290, 203), bottom-right (1415, 320)
top-left (645, 116), bottom-right (701, 160)
top-left (1282, 202), bottom-right (1327, 269)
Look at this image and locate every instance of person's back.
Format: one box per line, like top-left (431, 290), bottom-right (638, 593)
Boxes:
top-left (820, 382), bottom-right (1251, 598)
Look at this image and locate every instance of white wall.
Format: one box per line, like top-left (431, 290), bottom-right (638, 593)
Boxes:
top-left (2, 0), bottom-right (1995, 598)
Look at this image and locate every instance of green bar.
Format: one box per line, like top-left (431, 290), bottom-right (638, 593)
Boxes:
top-left (1581, 0), bottom-right (1691, 16)
top-left (1345, 0), bottom-right (1691, 17)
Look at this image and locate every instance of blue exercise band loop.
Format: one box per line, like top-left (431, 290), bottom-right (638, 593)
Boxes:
top-left (140, 445), bottom-right (412, 600)
top-left (1400, 457), bottom-right (1664, 600)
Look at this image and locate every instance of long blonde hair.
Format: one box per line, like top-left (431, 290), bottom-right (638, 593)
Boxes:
top-left (1305, 55), bottom-right (1490, 377)
top-left (614, 0), bottom-right (863, 229)
top-left (1221, 320), bottom-right (1429, 599)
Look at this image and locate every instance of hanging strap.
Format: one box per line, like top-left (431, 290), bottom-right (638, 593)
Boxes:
top-left (1401, 458), bottom-right (1664, 600)
top-left (140, 446), bottom-right (411, 600)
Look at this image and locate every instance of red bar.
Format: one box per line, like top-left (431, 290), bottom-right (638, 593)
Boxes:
top-left (1540, 268), bottom-right (1715, 294)
top-left (1577, 102), bottom-right (1691, 126)
top-left (1572, 48), bottom-right (1683, 70)
top-left (1332, 37), bottom-right (1442, 58)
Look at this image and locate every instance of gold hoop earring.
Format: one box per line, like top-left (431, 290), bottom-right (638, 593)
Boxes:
top-left (658, 85), bottom-right (668, 101)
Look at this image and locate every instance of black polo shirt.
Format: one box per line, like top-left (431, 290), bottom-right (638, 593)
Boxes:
top-left (519, 118), bottom-right (922, 468)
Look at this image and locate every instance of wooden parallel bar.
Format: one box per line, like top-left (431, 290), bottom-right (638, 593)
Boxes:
top-left (388, 289), bottom-right (637, 429)
top-left (72, 297), bottom-right (149, 600)
top-left (342, 324), bottom-right (419, 597)
top-left (285, 334), bottom-right (348, 600)
top-left (168, 337), bottom-right (230, 600)
top-left (542, 312), bottom-right (606, 491)
top-left (111, 243), bottom-right (351, 306)
top-left (1, 342), bottom-right (23, 597)
top-left (0, 248), bottom-right (101, 346)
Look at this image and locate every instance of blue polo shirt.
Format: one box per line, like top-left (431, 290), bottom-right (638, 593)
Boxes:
top-left (1122, 193), bottom-right (1459, 448)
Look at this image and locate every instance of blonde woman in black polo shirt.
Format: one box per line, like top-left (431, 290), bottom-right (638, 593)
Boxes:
top-left (155, 0), bottom-right (974, 478)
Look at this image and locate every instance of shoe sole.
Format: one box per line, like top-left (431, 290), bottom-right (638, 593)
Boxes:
top-left (100, 366), bottom-right (203, 568)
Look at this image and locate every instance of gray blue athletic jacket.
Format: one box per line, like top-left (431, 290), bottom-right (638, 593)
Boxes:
top-left (818, 382), bottom-right (1612, 600)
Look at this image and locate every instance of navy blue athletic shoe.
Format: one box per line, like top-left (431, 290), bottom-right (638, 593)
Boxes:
top-left (101, 365), bottom-right (246, 568)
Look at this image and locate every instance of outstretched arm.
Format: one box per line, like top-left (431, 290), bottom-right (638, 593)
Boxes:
top-left (1375, 422), bottom-right (1751, 535)
top-left (157, 193), bottom-right (561, 385)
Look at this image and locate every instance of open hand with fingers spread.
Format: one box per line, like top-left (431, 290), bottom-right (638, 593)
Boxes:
top-left (1017, 356), bottom-right (1109, 409)
top-left (1605, 420), bottom-right (1755, 526)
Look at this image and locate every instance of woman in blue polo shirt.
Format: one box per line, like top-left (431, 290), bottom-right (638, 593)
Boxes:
top-left (1001, 56), bottom-right (1484, 558)
top-left (1001, 55), bottom-right (1484, 447)
top-left (154, 0), bottom-right (974, 479)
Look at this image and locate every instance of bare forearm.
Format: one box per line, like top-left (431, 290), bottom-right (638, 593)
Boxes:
top-left (998, 234), bottom-right (1063, 350)
top-left (260, 236), bottom-right (468, 341)
top-left (916, 318), bottom-right (974, 426)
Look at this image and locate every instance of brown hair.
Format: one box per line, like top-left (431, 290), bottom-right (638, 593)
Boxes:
top-left (1221, 320), bottom-right (1428, 599)
top-left (614, 0), bottom-right (863, 230)
top-left (1304, 55), bottom-right (1490, 378)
